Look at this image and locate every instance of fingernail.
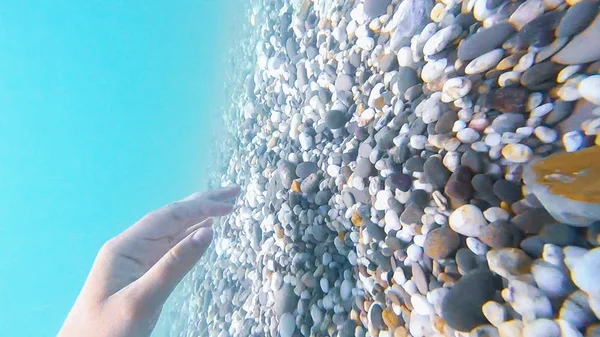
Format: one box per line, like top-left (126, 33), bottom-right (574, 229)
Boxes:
top-left (191, 227), bottom-right (213, 247)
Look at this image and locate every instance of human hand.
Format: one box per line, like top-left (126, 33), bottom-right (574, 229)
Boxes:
top-left (58, 185), bottom-right (241, 337)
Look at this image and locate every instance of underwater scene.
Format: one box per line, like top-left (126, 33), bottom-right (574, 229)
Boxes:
top-left (157, 0), bottom-right (600, 336)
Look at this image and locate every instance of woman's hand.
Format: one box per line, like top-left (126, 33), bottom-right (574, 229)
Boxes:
top-left (58, 186), bottom-right (241, 337)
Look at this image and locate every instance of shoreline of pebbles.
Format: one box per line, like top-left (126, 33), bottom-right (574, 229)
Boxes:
top-left (178, 0), bottom-right (600, 336)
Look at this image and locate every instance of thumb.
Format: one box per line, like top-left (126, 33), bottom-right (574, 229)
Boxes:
top-left (132, 226), bottom-right (214, 309)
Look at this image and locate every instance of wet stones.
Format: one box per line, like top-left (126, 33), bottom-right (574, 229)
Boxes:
top-left (524, 146), bottom-right (600, 226)
top-left (487, 248), bottom-right (532, 279)
top-left (396, 67), bottom-right (419, 97)
top-left (521, 61), bottom-right (563, 89)
top-left (325, 109), bottom-right (349, 130)
top-left (449, 204), bottom-right (488, 237)
top-left (424, 226), bottom-right (461, 259)
top-left (386, 172), bottom-right (412, 192)
top-left (557, 0), bottom-right (599, 38)
top-left (441, 270), bottom-right (501, 332)
top-left (296, 162), bottom-right (318, 179)
top-left (424, 156), bottom-right (451, 190)
top-left (553, 14), bottom-right (600, 65)
top-left (445, 166), bottom-right (474, 201)
top-left (487, 87), bottom-right (529, 114)
top-left (423, 24), bottom-right (463, 57)
top-left (492, 179), bottom-right (522, 204)
top-left (457, 22), bottom-right (516, 61)
top-left (274, 283), bottom-right (299, 317)
top-left (364, 0), bottom-right (392, 18)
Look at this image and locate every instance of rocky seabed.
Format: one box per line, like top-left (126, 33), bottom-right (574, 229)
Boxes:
top-left (176, 0), bottom-right (600, 336)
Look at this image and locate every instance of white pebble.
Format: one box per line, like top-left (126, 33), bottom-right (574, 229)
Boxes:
top-left (514, 52), bottom-right (535, 72)
top-left (482, 301), bottom-right (507, 326)
top-left (534, 126), bottom-right (558, 143)
top-left (407, 244), bottom-right (424, 261)
top-left (421, 58), bottom-right (447, 83)
top-left (526, 92), bottom-right (543, 112)
top-left (442, 77), bottom-right (472, 102)
top-left (483, 207), bottom-right (510, 222)
top-left (558, 65), bottom-right (580, 83)
top-left (457, 128), bottom-right (480, 143)
top-left (410, 135), bottom-right (428, 150)
top-left (356, 36), bottom-right (375, 50)
top-left (449, 205), bottom-right (487, 237)
top-left (465, 49), bottom-right (504, 74)
top-left (485, 133), bottom-right (502, 147)
top-left (320, 278), bottom-right (330, 293)
top-left (579, 75), bottom-right (600, 105)
top-left (562, 131), bottom-right (584, 152)
top-left (467, 237), bottom-right (489, 255)
top-left (571, 248), bottom-right (600, 297)
top-left (498, 71), bottom-right (521, 87)
top-left (531, 103), bottom-right (553, 118)
top-left (522, 318), bottom-right (560, 337)
top-left (279, 313), bottom-right (296, 337)
top-left (453, 120), bottom-right (467, 132)
top-left (502, 143), bottom-right (533, 163)
top-left (411, 294), bottom-right (433, 315)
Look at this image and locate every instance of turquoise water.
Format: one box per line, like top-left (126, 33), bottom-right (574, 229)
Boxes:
top-left (0, 1), bottom-right (246, 336)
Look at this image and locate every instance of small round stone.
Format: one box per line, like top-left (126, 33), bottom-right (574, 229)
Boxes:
top-left (424, 226), bottom-right (461, 259)
top-left (579, 75), bottom-right (600, 105)
top-left (279, 313), bottom-right (296, 337)
top-left (449, 204), bottom-right (487, 237)
top-left (572, 248), bottom-right (600, 296)
top-left (501, 144), bottom-right (533, 163)
top-left (487, 248), bottom-right (532, 280)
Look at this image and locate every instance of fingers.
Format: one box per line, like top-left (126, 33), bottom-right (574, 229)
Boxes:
top-left (184, 217), bottom-right (214, 237)
top-left (130, 226), bottom-right (214, 309)
top-left (200, 185), bottom-right (241, 202)
top-left (125, 185), bottom-right (240, 239)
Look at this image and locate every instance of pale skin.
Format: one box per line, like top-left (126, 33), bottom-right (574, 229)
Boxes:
top-left (58, 185), bottom-right (241, 337)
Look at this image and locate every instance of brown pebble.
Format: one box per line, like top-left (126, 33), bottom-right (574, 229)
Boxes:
top-left (487, 87), bottom-right (529, 114)
top-left (424, 226), bottom-right (461, 259)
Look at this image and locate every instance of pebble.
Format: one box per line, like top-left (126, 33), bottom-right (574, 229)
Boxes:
top-left (458, 22), bottom-right (516, 61)
top-left (279, 312), bottom-right (296, 337)
top-left (424, 226), bottom-right (461, 259)
top-left (497, 320), bottom-right (524, 337)
top-left (467, 237), bottom-right (489, 255)
top-left (562, 131), bottom-right (584, 152)
top-left (509, 0), bottom-right (546, 29)
top-left (522, 319), bottom-right (560, 337)
top-left (364, 0), bottom-right (392, 18)
top-left (532, 260), bottom-right (573, 298)
top-left (534, 126), bottom-right (558, 143)
top-left (449, 204), bottom-right (487, 237)
top-left (553, 14), bottom-right (600, 65)
top-left (325, 109), bottom-right (348, 130)
top-left (466, 49), bottom-right (504, 75)
top-left (557, 0), bottom-right (599, 37)
top-left (442, 77), bottom-right (472, 102)
top-left (423, 24), bottom-right (462, 56)
top-left (479, 220), bottom-right (519, 248)
top-left (441, 270), bottom-right (501, 332)
top-left (482, 301), bottom-right (507, 327)
top-left (572, 248), bottom-right (600, 297)
top-left (487, 248), bottom-right (532, 280)
top-left (483, 208), bottom-right (510, 222)
top-left (501, 144), bottom-right (533, 163)
top-left (504, 279), bottom-right (553, 320)
top-left (357, 36), bottom-right (376, 50)
top-left (424, 157), bottom-right (451, 190)
top-left (579, 75), bottom-right (600, 105)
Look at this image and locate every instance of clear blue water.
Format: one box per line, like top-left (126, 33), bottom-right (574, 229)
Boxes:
top-left (0, 1), bottom-right (247, 336)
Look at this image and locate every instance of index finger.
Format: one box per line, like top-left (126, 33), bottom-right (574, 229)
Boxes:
top-left (125, 185), bottom-right (241, 239)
